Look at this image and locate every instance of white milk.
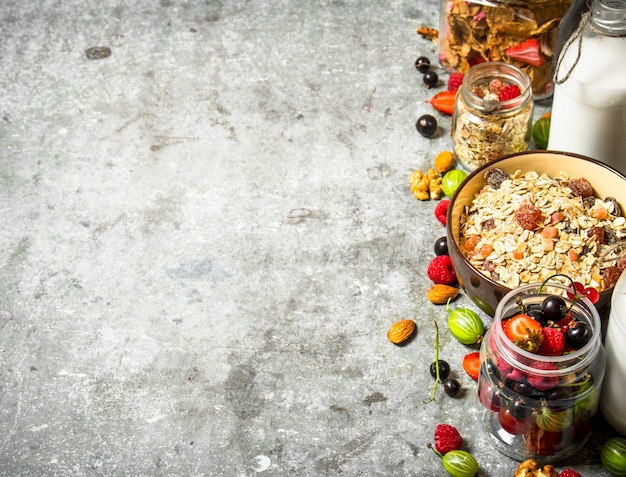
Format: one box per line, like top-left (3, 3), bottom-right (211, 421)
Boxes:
top-left (548, 32), bottom-right (626, 173)
top-left (600, 270), bottom-right (626, 436)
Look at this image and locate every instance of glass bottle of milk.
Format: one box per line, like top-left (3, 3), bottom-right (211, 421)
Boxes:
top-left (548, 0), bottom-right (626, 174)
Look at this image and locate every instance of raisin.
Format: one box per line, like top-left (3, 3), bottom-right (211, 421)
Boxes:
top-left (485, 168), bottom-right (509, 190)
top-left (587, 226), bottom-right (605, 244)
top-left (569, 178), bottom-right (594, 198)
top-left (482, 218), bottom-right (496, 230)
top-left (515, 203), bottom-right (543, 230)
top-left (602, 266), bottom-right (621, 288)
top-left (605, 197), bottom-right (622, 217)
top-left (604, 226), bottom-right (619, 245)
top-left (583, 196), bottom-right (595, 209)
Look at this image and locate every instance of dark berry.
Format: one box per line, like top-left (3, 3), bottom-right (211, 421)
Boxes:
top-left (526, 305), bottom-right (548, 326)
top-left (565, 321), bottom-right (592, 349)
top-left (429, 359), bottom-right (451, 380)
top-left (541, 295), bottom-right (567, 320)
top-left (414, 56), bottom-right (431, 73)
top-left (443, 378), bottom-right (461, 397)
top-left (416, 114), bottom-right (438, 138)
top-left (508, 396), bottom-right (532, 419)
top-left (434, 236), bottom-right (449, 256)
top-left (423, 71), bottom-right (439, 88)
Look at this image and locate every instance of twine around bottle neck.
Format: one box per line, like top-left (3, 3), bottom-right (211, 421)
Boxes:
top-left (554, 11), bottom-right (626, 85)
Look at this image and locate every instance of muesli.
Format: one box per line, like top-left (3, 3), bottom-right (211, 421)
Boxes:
top-left (459, 169), bottom-right (626, 291)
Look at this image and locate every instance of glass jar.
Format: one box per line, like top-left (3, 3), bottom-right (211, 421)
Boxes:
top-left (451, 62), bottom-right (533, 171)
top-left (438, 0), bottom-right (573, 99)
top-left (477, 282), bottom-right (606, 463)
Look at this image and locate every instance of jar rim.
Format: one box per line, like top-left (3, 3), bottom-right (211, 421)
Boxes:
top-left (491, 282), bottom-right (602, 375)
top-left (459, 61), bottom-right (532, 114)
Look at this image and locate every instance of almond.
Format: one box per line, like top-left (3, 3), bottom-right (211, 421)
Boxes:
top-left (387, 319), bottom-right (416, 345)
top-left (427, 284), bottom-right (460, 305)
top-left (434, 150), bottom-right (455, 174)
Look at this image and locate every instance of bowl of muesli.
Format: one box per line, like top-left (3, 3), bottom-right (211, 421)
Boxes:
top-left (446, 151), bottom-right (626, 320)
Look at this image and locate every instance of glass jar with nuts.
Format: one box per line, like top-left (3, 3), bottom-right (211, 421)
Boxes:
top-left (451, 62), bottom-right (533, 171)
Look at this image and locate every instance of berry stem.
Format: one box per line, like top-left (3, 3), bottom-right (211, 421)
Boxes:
top-left (538, 273), bottom-right (581, 311)
top-left (425, 320), bottom-right (441, 403)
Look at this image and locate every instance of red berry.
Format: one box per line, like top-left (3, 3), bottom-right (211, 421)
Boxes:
top-left (433, 423), bottom-right (463, 454)
top-left (462, 351), bottom-right (481, 380)
top-left (559, 469), bottom-right (582, 477)
top-left (498, 84), bottom-right (521, 101)
top-left (537, 326), bottom-right (565, 356)
top-left (528, 361), bottom-right (559, 391)
top-left (447, 72), bottom-right (464, 92)
top-left (567, 281), bottom-right (585, 299)
top-left (427, 255), bottom-right (457, 285)
top-left (584, 286), bottom-right (600, 304)
top-left (434, 199), bottom-right (450, 225)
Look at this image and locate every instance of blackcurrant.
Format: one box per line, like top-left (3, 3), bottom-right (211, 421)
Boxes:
top-left (434, 236), bottom-right (449, 256)
top-left (443, 378), bottom-right (461, 397)
top-left (541, 295), bottom-right (566, 320)
top-left (526, 305), bottom-right (548, 326)
top-left (565, 321), bottom-right (592, 349)
top-left (508, 396), bottom-right (531, 419)
top-left (423, 70), bottom-right (439, 88)
top-left (429, 359), bottom-right (451, 380)
top-left (414, 56), bottom-right (431, 73)
top-left (416, 114), bottom-right (438, 138)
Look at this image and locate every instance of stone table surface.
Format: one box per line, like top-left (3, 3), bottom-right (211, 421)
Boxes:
top-left (0, 1), bottom-right (619, 476)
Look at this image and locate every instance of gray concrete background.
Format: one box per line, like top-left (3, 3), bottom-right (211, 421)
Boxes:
top-left (0, 1), bottom-right (618, 476)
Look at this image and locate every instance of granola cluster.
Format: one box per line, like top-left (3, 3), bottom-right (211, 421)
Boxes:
top-left (459, 169), bottom-right (626, 291)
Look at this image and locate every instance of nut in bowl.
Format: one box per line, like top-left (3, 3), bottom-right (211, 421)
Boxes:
top-left (445, 151), bottom-right (626, 320)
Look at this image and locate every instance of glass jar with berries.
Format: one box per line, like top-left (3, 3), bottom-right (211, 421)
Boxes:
top-left (438, 0), bottom-right (574, 99)
top-left (477, 278), bottom-right (605, 463)
top-left (451, 62), bottom-right (533, 171)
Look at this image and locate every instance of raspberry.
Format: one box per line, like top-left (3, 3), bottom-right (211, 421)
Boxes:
top-left (427, 255), bottom-right (457, 285)
top-left (559, 470), bottom-right (582, 477)
top-left (498, 84), bottom-right (521, 101)
top-left (434, 199), bottom-right (450, 225)
top-left (434, 423), bottom-right (463, 454)
top-left (528, 361), bottom-right (559, 391)
top-left (447, 73), bottom-right (464, 92)
top-left (538, 326), bottom-right (565, 356)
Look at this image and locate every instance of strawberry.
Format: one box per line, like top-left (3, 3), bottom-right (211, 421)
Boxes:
top-left (498, 85), bottom-right (521, 101)
top-left (434, 423), bottom-right (463, 454)
top-left (559, 470), bottom-right (582, 477)
top-left (537, 326), bottom-right (565, 356)
top-left (447, 72), bottom-right (464, 92)
top-left (427, 90), bottom-right (456, 115)
top-left (503, 314), bottom-right (544, 353)
top-left (505, 38), bottom-right (546, 67)
top-left (434, 199), bottom-right (450, 225)
top-left (462, 351), bottom-right (481, 381)
top-left (427, 255), bottom-right (457, 285)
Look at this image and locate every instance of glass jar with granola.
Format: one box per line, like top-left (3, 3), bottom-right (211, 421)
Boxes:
top-left (438, 0), bottom-right (573, 99)
top-left (451, 62), bottom-right (533, 171)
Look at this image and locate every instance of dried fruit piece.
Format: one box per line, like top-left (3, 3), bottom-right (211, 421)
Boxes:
top-left (484, 167), bottom-right (509, 189)
top-left (505, 38), bottom-right (546, 67)
top-left (427, 284), bottom-right (460, 304)
top-left (417, 27), bottom-right (438, 42)
top-left (410, 169), bottom-right (430, 201)
top-left (568, 177), bottom-right (594, 198)
top-left (427, 90), bottom-right (456, 115)
top-left (387, 319), bottom-right (416, 345)
top-left (434, 151), bottom-right (455, 174)
top-left (515, 203), bottom-right (543, 230)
